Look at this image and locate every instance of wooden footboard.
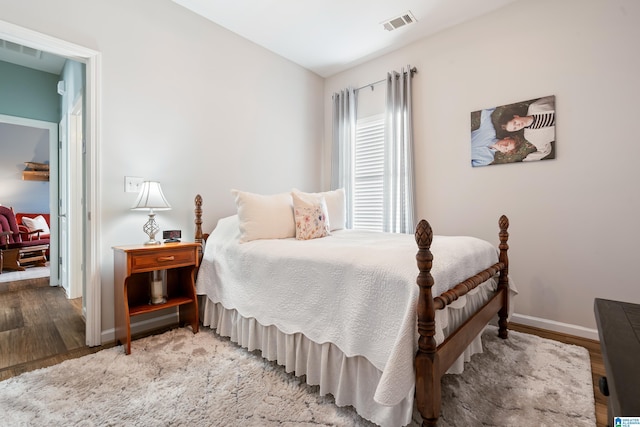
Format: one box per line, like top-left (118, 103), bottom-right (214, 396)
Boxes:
top-left (415, 216), bottom-right (509, 427)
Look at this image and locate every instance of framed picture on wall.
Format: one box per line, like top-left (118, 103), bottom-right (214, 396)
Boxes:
top-left (470, 95), bottom-right (555, 167)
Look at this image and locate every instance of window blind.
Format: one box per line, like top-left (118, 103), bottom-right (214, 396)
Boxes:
top-left (353, 114), bottom-right (384, 231)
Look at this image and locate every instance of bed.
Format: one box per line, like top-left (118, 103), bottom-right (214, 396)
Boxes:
top-left (193, 191), bottom-right (512, 427)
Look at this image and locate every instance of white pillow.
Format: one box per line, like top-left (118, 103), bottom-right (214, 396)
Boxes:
top-left (22, 215), bottom-right (50, 234)
top-left (231, 189), bottom-right (295, 242)
top-left (292, 188), bottom-right (345, 231)
top-left (292, 191), bottom-right (330, 240)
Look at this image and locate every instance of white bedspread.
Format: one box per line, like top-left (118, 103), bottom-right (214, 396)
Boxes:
top-left (196, 215), bottom-right (501, 406)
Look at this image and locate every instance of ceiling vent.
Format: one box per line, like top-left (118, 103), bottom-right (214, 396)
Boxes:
top-left (0, 39), bottom-right (43, 59)
top-left (382, 11), bottom-right (417, 32)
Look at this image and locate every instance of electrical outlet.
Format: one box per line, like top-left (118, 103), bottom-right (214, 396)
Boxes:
top-left (125, 176), bottom-right (144, 193)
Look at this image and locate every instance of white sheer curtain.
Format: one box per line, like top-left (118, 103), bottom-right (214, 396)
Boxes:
top-left (383, 66), bottom-right (416, 234)
top-left (331, 87), bottom-right (357, 229)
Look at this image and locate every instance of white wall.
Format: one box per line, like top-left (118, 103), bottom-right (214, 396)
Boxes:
top-left (0, 121), bottom-right (50, 212)
top-left (0, 0), bottom-right (324, 335)
top-left (324, 0), bottom-right (640, 335)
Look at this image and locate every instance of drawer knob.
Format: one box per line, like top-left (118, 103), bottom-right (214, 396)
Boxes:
top-left (157, 256), bottom-right (175, 262)
top-left (598, 376), bottom-right (609, 396)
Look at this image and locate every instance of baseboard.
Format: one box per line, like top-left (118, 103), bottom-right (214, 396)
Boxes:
top-left (101, 312), bottom-right (179, 344)
top-left (98, 311), bottom-right (599, 345)
top-left (511, 313), bottom-right (599, 341)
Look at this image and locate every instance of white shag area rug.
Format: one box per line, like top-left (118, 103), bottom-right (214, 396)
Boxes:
top-left (0, 326), bottom-right (595, 426)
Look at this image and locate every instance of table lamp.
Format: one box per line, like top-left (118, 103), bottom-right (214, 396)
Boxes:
top-left (131, 181), bottom-right (171, 245)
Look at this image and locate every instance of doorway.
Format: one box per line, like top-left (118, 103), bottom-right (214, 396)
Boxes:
top-left (0, 19), bottom-right (102, 346)
top-left (0, 117), bottom-right (57, 283)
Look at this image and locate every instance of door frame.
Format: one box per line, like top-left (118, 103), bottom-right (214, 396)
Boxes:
top-left (0, 19), bottom-right (102, 346)
top-left (68, 96), bottom-right (84, 300)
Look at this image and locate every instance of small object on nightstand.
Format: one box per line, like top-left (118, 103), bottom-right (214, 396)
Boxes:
top-left (163, 229), bottom-right (181, 243)
top-left (149, 270), bottom-right (166, 304)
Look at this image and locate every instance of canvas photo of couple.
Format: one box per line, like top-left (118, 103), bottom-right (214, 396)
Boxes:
top-left (470, 95), bottom-right (556, 167)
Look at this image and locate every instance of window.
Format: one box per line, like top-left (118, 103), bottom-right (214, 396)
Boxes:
top-left (332, 69), bottom-right (414, 233)
top-left (353, 114), bottom-right (384, 231)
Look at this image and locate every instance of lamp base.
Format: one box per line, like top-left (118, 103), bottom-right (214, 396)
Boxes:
top-left (142, 212), bottom-right (161, 245)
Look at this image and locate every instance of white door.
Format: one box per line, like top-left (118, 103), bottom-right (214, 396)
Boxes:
top-left (68, 97), bottom-right (83, 300)
top-left (57, 99), bottom-right (84, 300)
top-left (58, 118), bottom-right (69, 293)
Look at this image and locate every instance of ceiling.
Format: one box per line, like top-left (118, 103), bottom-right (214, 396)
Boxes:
top-left (172, 0), bottom-right (520, 77)
top-left (0, 1), bottom-right (520, 77)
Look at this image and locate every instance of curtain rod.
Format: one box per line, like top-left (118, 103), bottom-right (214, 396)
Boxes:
top-left (355, 66), bottom-right (417, 92)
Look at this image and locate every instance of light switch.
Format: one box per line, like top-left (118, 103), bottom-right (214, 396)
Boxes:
top-left (125, 176), bottom-right (144, 193)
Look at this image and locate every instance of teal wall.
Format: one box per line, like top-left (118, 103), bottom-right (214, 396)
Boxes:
top-left (0, 60), bottom-right (60, 122)
top-left (0, 60), bottom-right (60, 212)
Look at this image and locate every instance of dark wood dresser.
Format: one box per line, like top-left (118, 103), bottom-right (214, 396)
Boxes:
top-left (594, 298), bottom-right (640, 424)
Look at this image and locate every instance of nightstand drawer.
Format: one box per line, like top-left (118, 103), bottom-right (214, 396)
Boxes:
top-left (130, 247), bottom-right (196, 272)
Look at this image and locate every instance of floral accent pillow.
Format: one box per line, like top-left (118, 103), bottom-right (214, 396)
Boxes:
top-left (292, 188), bottom-right (345, 231)
top-left (292, 191), bottom-right (330, 240)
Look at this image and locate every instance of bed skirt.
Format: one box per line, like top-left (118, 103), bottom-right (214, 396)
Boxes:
top-left (199, 279), bottom-right (504, 427)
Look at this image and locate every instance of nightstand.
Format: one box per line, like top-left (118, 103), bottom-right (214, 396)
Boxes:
top-left (113, 242), bottom-right (200, 354)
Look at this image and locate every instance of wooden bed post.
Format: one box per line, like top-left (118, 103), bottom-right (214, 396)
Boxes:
top-left (414, 219), bottom-right (440, 427)
top-left (195, 194), bottom-right (204, 261)
top-left (497, 215), bottom-right (510, 339)
top-left (414, 216), bottom-right (510, 426)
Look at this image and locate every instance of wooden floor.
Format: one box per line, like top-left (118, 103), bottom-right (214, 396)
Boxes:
top-left (0, 280), bottom-right (607, 426)
top-left (0, 277), bottom-right (107, 382)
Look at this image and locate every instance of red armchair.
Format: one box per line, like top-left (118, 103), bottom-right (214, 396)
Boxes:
top-left (0, 206), bottom-right (50, 272)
